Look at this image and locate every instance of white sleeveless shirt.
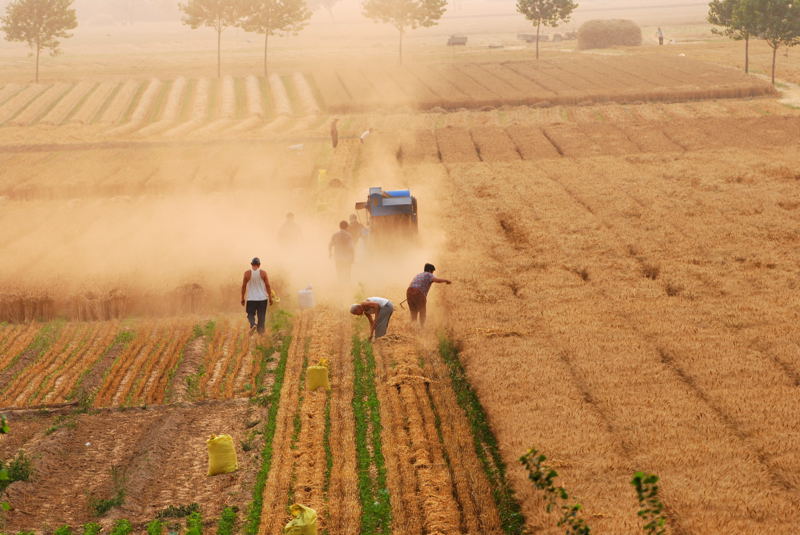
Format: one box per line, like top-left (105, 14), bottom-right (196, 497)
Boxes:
top-left (247, 269), bottom-right (268, 301)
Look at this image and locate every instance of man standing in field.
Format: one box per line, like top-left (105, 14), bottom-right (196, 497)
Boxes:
top-left (406, 263), bottom-right (451, 327)
top-left (657, 27), bottom-right (664, 45)
top-left (241, 258), bottom-right (273, 335)
top-left (350, 297), bottom-right (394, 340)
top-left (278, 212), bottom-right (301, 247)
top-left (330, 118), bottom-right (339, 148)
top-left (329, 220), bottom-right (354, 283)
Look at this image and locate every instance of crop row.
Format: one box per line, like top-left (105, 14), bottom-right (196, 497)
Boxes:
top-left (0, 73), bottom-right (320, 130)
top-left (0, 319), bottom-right (279, 409)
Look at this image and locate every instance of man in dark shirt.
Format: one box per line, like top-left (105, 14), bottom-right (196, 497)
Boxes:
top-left (406, 263), bottom-right (451, 327)
top-left (329, 220), bottom-right (354, 283)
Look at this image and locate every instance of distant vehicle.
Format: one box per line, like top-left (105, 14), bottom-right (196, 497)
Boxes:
top-left (447, 35), bottom-right (468, 46)
top-left (355, 187), bottom-right (418, 244)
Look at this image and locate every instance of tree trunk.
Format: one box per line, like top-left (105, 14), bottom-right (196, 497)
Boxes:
top-left (536, 21), bottom-right (541, 60)
top-left (35, 43), bottom-right (40, 83)
top-left (771, 44), bottom-right (777, 85)
top-left (744, 34), bottom-right (749, 74)
top-left (217, 28), bottom-right (222, 79)
top-left (398, 29), bottom-right (404, 65)
top-left (264, 32), bottom-right (269, 77)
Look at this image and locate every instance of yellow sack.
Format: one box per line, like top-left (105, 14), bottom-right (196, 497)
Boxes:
top-left (207, 434), bottom-right (238, 476)
top-left (284, 504), bottom-right (317, 535)
top-left (306, 359), bottom-right (330, 391)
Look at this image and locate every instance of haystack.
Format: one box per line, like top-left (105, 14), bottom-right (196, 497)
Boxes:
top-left (577, 19), bottom-right (642, 50)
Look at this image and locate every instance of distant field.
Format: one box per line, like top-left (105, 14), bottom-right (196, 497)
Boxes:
top-left (311, 55), bottom-right (774, 112)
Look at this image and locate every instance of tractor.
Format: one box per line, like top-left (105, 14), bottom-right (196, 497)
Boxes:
top-left (355, 187), bottom-right (418, 245)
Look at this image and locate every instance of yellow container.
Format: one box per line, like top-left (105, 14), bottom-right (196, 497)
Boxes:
top-left (307, 366), bottom-right (330, 391)
top-left (207, 434), bottom-right (238, 476)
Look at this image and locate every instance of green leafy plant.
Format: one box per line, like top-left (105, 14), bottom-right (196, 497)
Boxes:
top-left (632, 472), bottom-right (667, 535)
top-left (156, 502), bottom-right (200, 519)
top-left (520, 448), bottom-right (590, 535)
top-left (90, 466), bottom-right (126, 516)
top-left (351, 336), bottom-right (391, 534)
top-left (185, 510), bottom-right (203, 535)
top-left (0, 450), bottom-right (33, 492)
top-left (146, 519), bottom-right (163, 535)
top-left (216, 506), bottom-right (238, 535)
top-left (322, 392), bottom-right (333, 493)
top-left (192, 320), bottom-right (216, 340)
top-left (81, 523), bottom-right (102, 535)
top-left (54, 527), bottom-right (74, 535)
top-left (0, 415), bottom-right (9, 434)
top-left (440, 338), bottom-right (525, 534)
top-left (109, 519), bottom-right (132, 535)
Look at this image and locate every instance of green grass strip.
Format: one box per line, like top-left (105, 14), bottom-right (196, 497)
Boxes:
top-left (351, 336), bottom-right (391, 534)
top-left (216, 506), bottom-right (238, 535)
top-left (243, 327), bottom-right (293, 535)
top-left (438, 337), bottom-right (525, 534)
top-left (322, 390), bottom-right (333, 494)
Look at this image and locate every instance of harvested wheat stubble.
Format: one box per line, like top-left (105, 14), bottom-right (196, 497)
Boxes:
top-left (98, 79), bottom-right (141, 124)
top-left (327, 313), bottom-right (360, 535)
top-left (580, 122), bottom-right (641, 155)
top-left (436, 126), bottom-right (480, 163)
top-left (159, 77), bottom-right (187, 122)
top-left (471, 126), bottom-right (522, 161)
top-left (542, 124), bottom-right (605, 157)
top-left (269, 73), bottom-right (292, 116)
top-left (40, 81), bottom-right (95, 125)
top-left (220, 75), bottom-right (237, 119)
top-left (617, 123), bottom-right (683, 153)
top-left (259, 312), bottom-right (310, 535)
top-left (68, 81), bottom-right (117, 124)
top-left (309, 69), bottom-right (351, 112)
top-left (9, 83), bottom-right (71, 126)
top-left (459, 64), bottom-right (528, 103)
top-left (388, 68), bottom-right (440, 108)
top-left (0, 84), bottom-right (49, 124)
top-left (0, 83), bottom-right (23, 106)
top-left (245, 75), bottom-right (264, 117)
top-left (292, 72), bottom-right (320, 114)
top-left (399, 130), bottom-right (440, 164)
top-left (482, 62), bottom-right (556, 99)
top-left (408, 65), bottom-right (472, 108)
top-left (364, 68), bottom-right (412, 109)
top-left (441, 65), bottom-right (499, 105)
top-left (506, 125), bottom-right (562, 159)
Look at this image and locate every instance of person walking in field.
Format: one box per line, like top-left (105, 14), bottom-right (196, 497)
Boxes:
top-left (329, 220), bottom-right (354, 283)
top-left (330, 118), bottom-right (339, 148)
top-left (350, 297), bottom-right (394, 340)
top-left (241, 257), bottom-right (274, 335)
top-left (406, 263), bottom-right (452, 327)
top-left (657, 27), bottom-right (664, 45)
top-left (278, 212), bottom-right (301, 247)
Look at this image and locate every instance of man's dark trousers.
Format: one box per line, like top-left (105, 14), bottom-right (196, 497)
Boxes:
top-left (246, 300), bottom-right (268, 333)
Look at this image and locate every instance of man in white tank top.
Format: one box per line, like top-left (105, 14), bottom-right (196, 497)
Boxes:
top-left (349, 297), bottom-right (394, 340)
top-left (241, 257), bottom-right (274, 334)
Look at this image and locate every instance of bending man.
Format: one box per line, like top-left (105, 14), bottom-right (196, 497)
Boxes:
top-left (406, 263), bottom-right (451, 327)
top-left (350, 297), bottom-right (394, 340)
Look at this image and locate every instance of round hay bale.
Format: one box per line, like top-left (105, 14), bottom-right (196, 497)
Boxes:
top-left (577, 19), bottom-right (642, 50)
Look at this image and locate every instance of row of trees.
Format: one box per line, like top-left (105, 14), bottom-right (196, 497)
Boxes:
top-left (708, 0), bottom-right (800, 84)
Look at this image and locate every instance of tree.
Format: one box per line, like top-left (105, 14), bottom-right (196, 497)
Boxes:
top-left (516, 0), bottom-right (577, 60)
top-left (307, 0), bottom-right (342, 20)
top-left (749, 0), bottom-right (800, 84)
top-left (362, 0), bottom-right (447, 65)
top-left (179, 0), bottom-right (244, 78)
top-left (240, 0), bottom-right (312, 77)
top-left (0, 0), bottom-right (77, 83)
top-left (708, 0), bottom-right (759, 72)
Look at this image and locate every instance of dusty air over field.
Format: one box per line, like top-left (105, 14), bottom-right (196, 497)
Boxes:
top-left (0, 0), bottom-right (799, 532)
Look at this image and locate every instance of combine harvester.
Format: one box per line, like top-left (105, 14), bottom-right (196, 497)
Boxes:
top-left (355, 187), bottom-right (418, 246)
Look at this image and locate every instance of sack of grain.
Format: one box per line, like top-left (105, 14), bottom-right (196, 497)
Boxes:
top-left (284, 504), bottom-right (317, 535)
top-left (207, 434), bottom-right (238, 476)
top-left (306, 359), bottom-right (330, 391)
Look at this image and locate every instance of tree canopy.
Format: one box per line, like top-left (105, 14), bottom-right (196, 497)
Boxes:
top-left (1, 0), bottom-right (78, 82)
top-left (179, 0), bottom-right (245, 77)
top-left (239, 0), bottom-right (312, 76)
top-left (516, 0), bottom-right (578, 59)
top-left (748, 0), bottom-right (800, 83)
top-left (362, 0), bottom-right (447, 63)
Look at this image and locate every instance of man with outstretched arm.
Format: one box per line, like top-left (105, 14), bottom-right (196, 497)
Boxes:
top-left (241, 257), bottom-right (273, 335)
top-left (406, 263), bottom-right (451, 327)
top-left (350, 297), bottom-right (394, 340)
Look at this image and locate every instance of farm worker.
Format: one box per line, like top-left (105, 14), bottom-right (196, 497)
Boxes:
top-left (350, 297), bottom-right (394, 340)
top-left (347, 214), bottom-right (365, 246)
top-left (406, 263), bottom-right (452, 327)
top-left (359, 128), bottom-right (372, 143)
top-left (330, 118), bottom-right (339, 148)
top-left (241, 257), bottom-right (274, 335)
top-left (657, 27), bottom-right (664, 45)
top-left (329, 221), bottom-right (354, 283)
top-left (278, 212), bottom-right (301, 247)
